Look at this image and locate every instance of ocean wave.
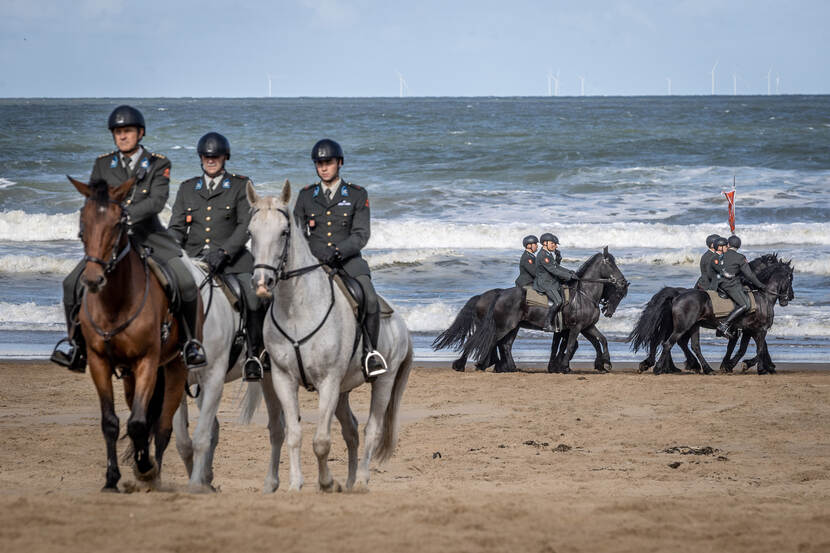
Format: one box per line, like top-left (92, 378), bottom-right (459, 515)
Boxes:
top-left (0, 177), bottom-right (16, 189)
top-left (365, 248), bottom-right (462, 269)
top-left (0, 255), bottom-right (78, 274)
top-left (794, 258), bottom-right (830, 276)
top-left (0, 211), bottom-right (79, 242)
top-left (0, 302), bottom-right (64, 331)
top-left (394, 302), bottom-right (460, 333)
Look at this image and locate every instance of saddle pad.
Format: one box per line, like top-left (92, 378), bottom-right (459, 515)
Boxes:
top-left (332, 274), bottom-right (394, 319)
top-left (523, 286), bottom-right (549, 308)
top-left (707, 290), bottom-right (757, 319)
top-left (146, 257), bottom-right (171, 291)
top-left (192, 260), bottom-right (240, 311)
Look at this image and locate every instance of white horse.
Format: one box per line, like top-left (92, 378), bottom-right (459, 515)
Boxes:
top-left (172, 260), bottom-right (284, 492)
top-left (242, 180), bottom-right (412, 492)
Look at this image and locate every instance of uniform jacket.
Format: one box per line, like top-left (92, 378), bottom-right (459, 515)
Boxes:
top-left (533, 247), bottom-right (576, 295)
top-left (695, 249), bottom-right (719, 290)
top-left (168, 173), bottom-right (254, 274)
top-left (713, 249), bottom-right (765, 290)
top-left (515, 250), bottom-right (537, 287)
top-left (293, 181), bottom-right (371, 277)
top-left (90, 148), bottom-right (180, 260)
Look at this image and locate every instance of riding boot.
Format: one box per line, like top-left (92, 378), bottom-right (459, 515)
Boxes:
top-left (542, 303), bottom-right (560, 333)
top-left (50, 303), bottom-right (87, 373)
top-left (178, 294), bottom-right (207, 369)
top-left (362, 307), bottom-right (387, 379)
top-left (717, 305), bottom-right (748, 340)
top-left (243, 305), bottom-right (267, 382)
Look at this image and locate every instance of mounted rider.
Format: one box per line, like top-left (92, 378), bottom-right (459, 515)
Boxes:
top-left (712, 235), bottom-right (766, 339)
top-left (51, 105), bottom-right (206, 372)
top-left (515, 235), bottom-right (538, 287)
top-left (533, 233), bottom-right (579, 332)
top-left (167, 132), bottom-right (267, 382)
top-left (695, 233), bottom-right (721, 290)
top-left (293, 139), bottom-right (387, 378)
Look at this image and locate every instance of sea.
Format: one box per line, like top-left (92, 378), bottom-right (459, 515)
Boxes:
top-left (0, 96), bottom-right (828, 365)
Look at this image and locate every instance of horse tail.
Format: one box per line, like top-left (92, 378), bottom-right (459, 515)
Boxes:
top-left (431, 294), bottom-right (480, 351)
top-left (463, 293), bottom-right (499, 364)
top-left (238, 381), bottom-right (263, 425)
top-left (627, 287), bottom-right (679, 352)
top-left (375, 338), bottom-right (413, 463)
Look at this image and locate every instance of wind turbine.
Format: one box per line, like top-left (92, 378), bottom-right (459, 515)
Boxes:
top-left (578, 75), bottom-right (585, 96)
top-left (733, 73), bottom-right (737, 96)
top-left (776, 74), bottom-right (781, 94)
top-left (553, 70), bottom-right (560, 96)
top-left (666, 77), bottom-right (671, 95)
top-left (767, 67), bottom-right (773, 95)
top-left (396, 71), bottom-right (408, 98)
top-left (547, 70), bottom-right (553, 97)
top-left (711, 60), bottom-right (718, 95)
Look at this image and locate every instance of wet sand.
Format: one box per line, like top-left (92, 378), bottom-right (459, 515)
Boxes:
top-left (1, 361), bottom-right (829, 553)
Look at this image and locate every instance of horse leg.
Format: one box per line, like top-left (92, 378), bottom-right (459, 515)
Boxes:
top-left (187, 367), bottom-right (226, 493)
top-left (451, 353), bottom-right (468, 372)
top-left (173, 394), bottom-right (193, 477)
top-left (269, 369), bottom-right (303, 491)
top-left (261, 370), bottom-right (285, 493)
top-left (152, 359), bottom-right (187, 486)
top-left (547, 331), bottom-right (562, 373)
top-left (639, 341), bottom-right (657, 373)
top-left (335, 392), bottom-right (359, 490)
top-left (313, 379), bottom-right (342, 493)
top-left (678, 331), bottom-right (701, 373)
top-left (654, 332), bottom-right (683, 375)
top-left (501, 327), bottom-right (520, 372)
top-left (720, 333), bottom-right (740, 373)
top-left (582, 325), bottom-right (611, 372)
top-left (558, 330), bottom-right (579, 374)
top-left (753, 330), bottom-right (774, 375)
top-left (88, 351), bottom-right (121, 492)
top-left (126, 356), bottom-right (161, 481)
top-left (355, 376), bottom-right (396, 490)
top-left (689, 326), bottom-right (714, 374)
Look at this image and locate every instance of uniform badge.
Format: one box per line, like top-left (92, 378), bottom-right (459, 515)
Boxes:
top-left (110, 156), bottom-right (118, 168)
top-left (545, 257), bottom-right (550, 263)
top-left (186, 215), bottom-right (193, 223)
top-left (313, 185), bottom-right (320, 197)
top-left (340, 185), bottom-right (349, 197)
top-left (529, 259), bottom-right (533, 264)
top-left (140, 158), bottom-right (149, 169)
top-left (337, 200), bottom-right (351, 206)
top-left (222, 179), bottom-right (231, 189)
top-left (195, 179), bottom-right (203, 190)
top-left (163, 167), bottom-right (170, 178)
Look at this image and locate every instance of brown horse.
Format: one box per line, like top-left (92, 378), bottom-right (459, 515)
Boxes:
top-left (70, 175), bottom-right (195, 491)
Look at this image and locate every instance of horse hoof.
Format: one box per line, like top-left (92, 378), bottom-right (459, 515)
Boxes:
top-left (262, 479), bottom-right (279, 494)
top-left (134, 459), bottom-right (159, 482)
top-left (350, 482), bottom-right (370, 494)
top-left (187, 482), bottom-right (216, 494)
top-left (740, 362), bottom-right (750, 373)
top-left (319, 479), bottom-right (342, 493)
top-left (451, 361), bottom-right (466, 372)
top-left (100, 485), bottom-right (120, 493)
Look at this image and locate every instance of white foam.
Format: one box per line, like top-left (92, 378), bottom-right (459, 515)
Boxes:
top-left (794, 258), bottom-right (830, 276)
top-left (0, 178), bottom-right (16, 189)
top-left (396, 302), bottom-right (459, 333)
top-left (370, 220), bottom-right (830, 250)
top-left (0, 255), bottom-right (77, 274)
top-left (0, 211), bottom-right (79, 241)
top-left (364, 248), bottom-right (462, 269)
top-left (0, 302), bottom-right (64, 331)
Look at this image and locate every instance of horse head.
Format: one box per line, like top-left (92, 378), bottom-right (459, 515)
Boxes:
top-left (247, 179), bottom-right (292, 299)
top-left (70, 175), bottom-right (134, 293)
top-left (758, 260), bottom-right (795, 307)
top-left (599, 246), bottom-right (629, 317)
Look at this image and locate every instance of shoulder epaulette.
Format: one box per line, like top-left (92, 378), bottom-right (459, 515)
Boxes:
top-left (346, 182), bottom-right (362, 190)
top-left (303, 184), bottom-right (315, 190)
top-left (230, 173), bottom-right (248, 181)
top-left (151, 153), bottom-right (167, 159)
top-left (98, 151), bottom-right (116, 159)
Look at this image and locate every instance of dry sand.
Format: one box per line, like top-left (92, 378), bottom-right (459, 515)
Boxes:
top-left (1, 361), bottom-right (829, 553)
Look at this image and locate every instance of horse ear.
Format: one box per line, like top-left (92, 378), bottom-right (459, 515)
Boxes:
top-left (603, 245), bottom-right (609, 258)
top-left (67, 175), bottom-right (91, 198)
top-left (111, 178), bottom-right (134, 203)
top-left (281, 179), bottom-right (291, 204)
top-left (246, 180), bottom-right (259, 207)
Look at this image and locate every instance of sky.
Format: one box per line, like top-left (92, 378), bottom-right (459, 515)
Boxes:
top-left (0, 0), bottom-right (828, 97)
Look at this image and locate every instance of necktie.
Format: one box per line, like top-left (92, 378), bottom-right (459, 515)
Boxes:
top-left (209, 179), bottom-right (216, 192)
top-left (325, 188), bottom-right (332, 200)
top-left (122, 155), bottom-right (132, 172)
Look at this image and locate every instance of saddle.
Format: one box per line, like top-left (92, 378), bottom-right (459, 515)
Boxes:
top-left (522, 285), bottom-right (570, 331)
top-left (146, 256), bottom-right (181, 312)
top-left (324, 267), bottom-right (394, 321)
top-left (707, 289), bottom-right (758, 319)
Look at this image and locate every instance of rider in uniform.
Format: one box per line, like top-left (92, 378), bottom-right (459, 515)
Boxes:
top-left (515, 235), bottom-right (538, 287)
top-left (293, 139), bottom-right (387, 378)
top-left (51, 105), bottom-right (206, 372)
top-left (695, 233), bottom-right (721, 290)
top-left (533, 233), bottom-right (579, 332)
top-left (712, 235), bottom-right (766, 339)
top-left (167, 132), bottom-right (267, 382)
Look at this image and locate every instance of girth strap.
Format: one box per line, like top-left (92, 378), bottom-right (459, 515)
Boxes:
top-left (268, 273), bottom-right (336, 392)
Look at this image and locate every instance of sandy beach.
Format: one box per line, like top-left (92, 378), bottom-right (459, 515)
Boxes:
top-left (1, 360), bottom-right (828, 553)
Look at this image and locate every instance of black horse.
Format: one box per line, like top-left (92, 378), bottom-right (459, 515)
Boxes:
top-left (433, 247), bottom-right (629, 373)
top-left (629, 259), bottom-right (794, 375)
top-left (629, 253), bottom-right (783, 374)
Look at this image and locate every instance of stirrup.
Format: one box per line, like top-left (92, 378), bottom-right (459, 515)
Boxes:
top-left (182, 339), bottom-right (207, 370)
top-left (717, 323), bottom-right (734, 340)
top-left (243, 356), bottom-right (264, 382)
top-left (50, 338), bottom-right (85, 372)
top-left (363, 350), bottom-right (388, 379)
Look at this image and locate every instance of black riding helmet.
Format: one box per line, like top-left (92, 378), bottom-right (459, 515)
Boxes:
top-left (522, 235), bottom-right (538, 247)
top-left (197, 132), bottom-right (231, 160)
top-left (108, 105), bottom-right (145, 131)
top-left (727, 235), bottom-right (741, 249)
top-left (706, 234), bottom-right (722, 249)
top-left (311, 139), bottom-right (344, 163)
top-left (714, 236), bottom-right (729, 249)
top-left (539, 233), bottom-right (559, 244)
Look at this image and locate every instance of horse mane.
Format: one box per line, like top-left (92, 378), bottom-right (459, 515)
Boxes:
top-left (89, 179), bottom-right (110, 206)
top-left (576, 252), bottom-right (606, 277)
top-left (756, 260), bottom-right (792, 282)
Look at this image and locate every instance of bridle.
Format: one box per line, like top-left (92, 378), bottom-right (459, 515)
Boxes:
top-left (82, 199), bottom-right (132, 275)
top-left (251, 206), bottom-right (333, 392)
